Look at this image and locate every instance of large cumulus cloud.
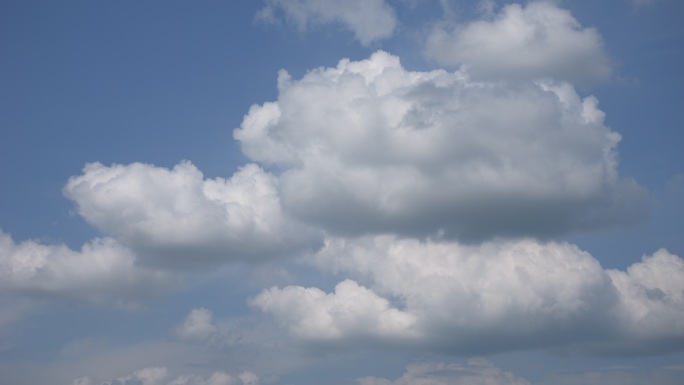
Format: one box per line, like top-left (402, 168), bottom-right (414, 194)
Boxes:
top-left (235, 50), bottom-right (646, 241)
top-left (252, 237), bottom-right (684, 354)
top-left (425, 1), bottom-right (612, 84)
top-left (63, 161), bottom-right (322, 268)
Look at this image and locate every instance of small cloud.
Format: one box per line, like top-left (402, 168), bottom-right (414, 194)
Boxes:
top-left (256, 0), bottom-right (397, 46)
top-left (175, 308), bottom-right (219, 344)
top-left (666, 174), bottom-right (684, 195)
top-left (73, 367), bottom-right (259, 385)
top-left (358, 359), bottom-right (532, 385)
top-left (425, 1), bottom-right (612, 85)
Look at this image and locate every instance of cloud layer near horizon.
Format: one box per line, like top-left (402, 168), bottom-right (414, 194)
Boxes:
top-left (72, 366), bottom-right (259, 385)
top-left (358, 359), bottom-right (531, 385)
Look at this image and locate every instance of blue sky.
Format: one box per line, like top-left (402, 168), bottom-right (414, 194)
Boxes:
top-left (1, 1), bottom-right (683, 384)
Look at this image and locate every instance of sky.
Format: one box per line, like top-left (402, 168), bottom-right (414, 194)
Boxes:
top-left (1, 0), bottom-right (683, 384)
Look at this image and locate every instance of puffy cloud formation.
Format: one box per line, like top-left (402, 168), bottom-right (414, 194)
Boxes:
top-left (607, 249), bottom-right (684, 345)
top-left (235, 50), bottom-right (645, 241)
top-left (64, 161), bottom-right (322, 268)
top-left (73, 367), bottom-right (259, 385)
top-left (252, 279), bottom-right (417, 345)
top-left (252, 237), bottom-right (684, 354)
top-left (358, 359), bottom-right (531, 385)
top-left (257, 0), bottom-right (397, 45)
top-left (425, 2), bottom-right (612, 84)
top-left (0, 230), bottom-right (174, 305)
top-left (175, 308), bottom-right (219, 344)
top-left (173, 307), bottom-right (247, 349)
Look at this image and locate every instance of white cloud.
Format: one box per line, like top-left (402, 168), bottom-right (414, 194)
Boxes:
top-left (0, 230), bottom-right (174, 305)
top-left (175, 308), bottom-right (219, 344)
top-left (425, 2), bottom-right (612, 84)
top-left (73, 367), bottom-right (259, 385)
top-left (358, 359), bottom-right (531, 385)
top-left (252, 279), bottom-right (417, 345)
top-left (63, 161), bottom-right (322, 269)
top-left (252, 236), bottom-right (684, 354)
top-left (256, 0), bottom-right (397, 46)
top-left (98, 367), bottom-right (168, 385)
top-left (172, 308), bottom-right (259, 350)
top-left (607, 249), bottom-right (684, 345)
top-left (235, 50), bottom-right (646, 242)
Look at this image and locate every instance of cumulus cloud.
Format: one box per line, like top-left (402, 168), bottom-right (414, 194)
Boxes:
top-left (251, 279), bottom-right (417, 346)
top-left (256, 0), bottom-right (397, 45)
top-left (174, 307), bottom-right (248, 349)
top-left (73, 367), bottom-right (259, 385)
top-left (606, 249), bottom-right (684, 350)
top-left (0, 230), bottom-right (174, 305)
top-left (252, 237), bottom-right (684, 354)
top-left (235, 50), bottom-right (646, 242)
top-left (175, 308), bottom-right (219, 344)
top-left (358, 359), bottom-right (531, 385)
top-left (425, 2), bottom-right (612, 84)
top-left (64, 161), bottom-right (322, 268)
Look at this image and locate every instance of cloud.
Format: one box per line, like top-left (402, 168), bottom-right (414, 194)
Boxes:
top-left (539, 365), bottom-right (684, 385)
top-left (175, 308), bottom-right (220, 344)
top-left (256, 0), bottom-right (397, 46)
top-left (425, 2), bottom-right (612, 84)
top-left (359, 360), bottom-right (684, 385)
top-left (235, 50), bottom-right (646, 242)
top-left (358, 358), bottom-right (531, 385)
top-left (73, 367), bottom-right (259, 385)
top-left (0, 230), bottom-right (175, 305)
top-left (173, 308), bottom-right (251, 349)
top-left (606, 248), bottom-right (684, 351)
top-left (251, 279), bottom-right (417, 346)
top-left (64, 161), bottom-right (322, 269)
top-left (252, 237), bottom-right (684, 354)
